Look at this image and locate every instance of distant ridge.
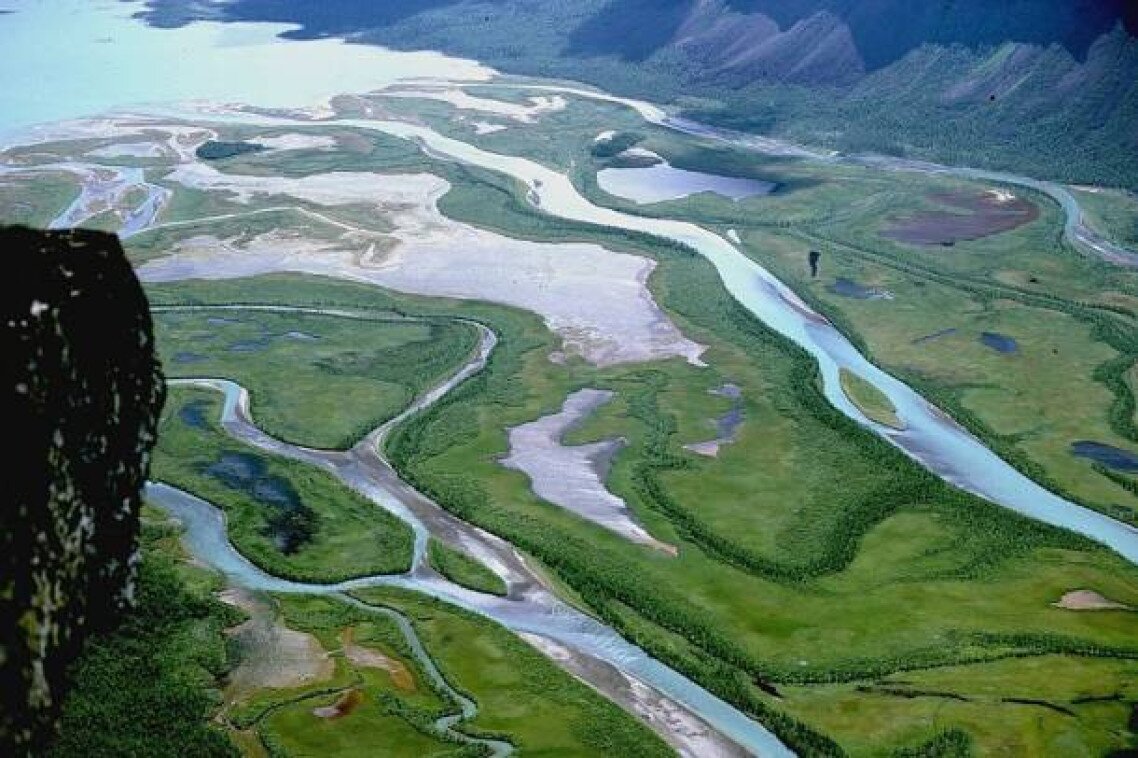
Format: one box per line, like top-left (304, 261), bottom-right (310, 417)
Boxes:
top-left (131, 0), bottom-right (1138, 187)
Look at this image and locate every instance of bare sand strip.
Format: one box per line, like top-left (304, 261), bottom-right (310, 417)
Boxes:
top-left (141, 165), bottom-right (704, 367)
top-left (521, 633), bottom-right (745, 758)
top-left (251, 134), bottom-right (339, 152)
top-left (471, 121), bottom-right (507, 134)
top-left (378, 86), bottom-right (567, 123)
top-left (501, 389), bottom-right (675, 554)
top-left (3, 119), bottom-right (215, 162)
top-left (1053, 589), bottom-right (1133, 611)
top-left (218, 588), bottom-right (334, 699)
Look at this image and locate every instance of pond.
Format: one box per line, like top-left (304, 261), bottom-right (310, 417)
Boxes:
top-left (827, 277), bottom-right (892, 300)
top-left (178, 399), bottom-right (211, 430)
top-left (980, 331), bottom-right (1018, 354)
top-left (204, 451), bottom-right (317, 553)
top-left (1071, 441), bottom-right (1138, 472)
top-left (597, 161), bottom-right (776, 204)
top-left (172, 351), bottom-right (208, 364)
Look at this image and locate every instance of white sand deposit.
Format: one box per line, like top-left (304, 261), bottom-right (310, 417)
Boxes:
top-left (143, 166), bottom-right (704, 366)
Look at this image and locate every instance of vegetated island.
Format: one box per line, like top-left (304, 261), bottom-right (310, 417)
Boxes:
top-left (839, 368), bottom-right (904, 430)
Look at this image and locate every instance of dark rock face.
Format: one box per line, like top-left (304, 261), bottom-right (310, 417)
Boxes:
top-left (1, 226), bottom-right (165, 754)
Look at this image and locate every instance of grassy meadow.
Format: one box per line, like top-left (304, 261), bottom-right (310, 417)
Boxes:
top-left (572, 122), bottom-right (1138, 525)
top-left (35, 91), bottom-right (1138, 755)
top-left (839, 368), bottom-right (903, 429)
top-left (427, 539), bottom-right (508, 597)
top-left (154, 308), bottom-right (480, 449)
top-left (220, 590), bottom-right (670, 756)
top-left (145, 254), bottom-right (1138, 756)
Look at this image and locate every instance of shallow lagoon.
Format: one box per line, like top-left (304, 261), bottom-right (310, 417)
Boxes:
top-left (597, 161), bottom-right (776, 204)
top-left (0, 0), bottom-right (493, 139)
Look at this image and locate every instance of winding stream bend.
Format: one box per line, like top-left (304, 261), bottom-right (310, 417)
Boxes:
top-left (499, 83), bottom-right (1138, 267)
top-left (194, 107), bottom-right (1138, 565)
top-left (147, 88), bottom-right (1138, 755)
top-left (663, 116), bottom-right (1138, 269)
top-left (151, 305), bottom-right (789, 758)
top-left (337, 594), bottom-right (515, 757)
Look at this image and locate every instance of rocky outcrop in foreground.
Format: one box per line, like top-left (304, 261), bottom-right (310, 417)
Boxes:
top-left (1, 226), bottom-right (164, 754)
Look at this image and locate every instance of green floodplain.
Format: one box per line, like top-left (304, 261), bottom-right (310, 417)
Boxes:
top-left (12, 89), bottom-right (1137, 756)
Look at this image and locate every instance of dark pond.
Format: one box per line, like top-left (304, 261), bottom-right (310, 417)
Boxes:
top-left (881, 190), bottom-right (1040, 246)
top-left (204, 452), bottom-right (317, 553)
top-left (178, 399), bottom-right (210, 429)
top-left (710, 383), bottom-right (744, 441)
top-left (172, 351), bottom-right (208, 363)
top-left (207, 316), bottom-right (241, 326)
top-left (206, 451), bottom-right (265, 488)
top-left (711, 382), bottom-right (742, 400)
top-left (196, 140), bottom-right (265, 160)
top-left (716, 406), bottom-right (744, 440)
top-left (980, 332), bottom-right (1018, 354)
top-left (229, 337), bottom-right (272, 353)
top-left (1071, 441), bottom-right (1138, 472)
top-left (827, 277), bottom-right (891, 300)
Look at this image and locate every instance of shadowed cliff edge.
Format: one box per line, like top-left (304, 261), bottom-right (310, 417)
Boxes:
top-left (1, 226), bottom-right (165, 754)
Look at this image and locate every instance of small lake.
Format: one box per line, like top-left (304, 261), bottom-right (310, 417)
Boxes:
top-left (827, 277), bottom-right (892, 300)
top-left (597, 162), bottom-right (776, 204)
top-left (0, 0), bottom-right (494, 139)
top-left (205, 451), bottom-right (315, 553)
top-left (980, 331), bottom-right (1019, 354)
top-left (178, 399), bottom-right (211, 430)
top-left (228, 338), bottom-right (271, 353)
top-left (1072, 441), bottom-right (1138, 472)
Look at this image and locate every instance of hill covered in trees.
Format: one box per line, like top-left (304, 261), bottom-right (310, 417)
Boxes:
top-left (135, 0), bottom-right (1138, 187)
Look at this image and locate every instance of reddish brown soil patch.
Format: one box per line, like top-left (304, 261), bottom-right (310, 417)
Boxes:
top-left (882, 190), bottom-right (1039, 245)
top-left (342, 627), bottom-right (416, 692)
top-left (312, 688), bottom-right (363, 719)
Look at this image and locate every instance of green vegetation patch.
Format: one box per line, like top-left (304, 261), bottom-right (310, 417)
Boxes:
top-left (154, 388), bottom-right (414, 582)
top-left (590, 130), bottom-right (644, 158)
top-left (1072, 187), bottom-right (1138, 248)
top-left (50, 511), bottom-right (239, 757)
top-left (145, 228), bottom-right (1138, 756)
top-left (139, 113), bottom-right (1138, 754)
top-left (840, 368), bottom-right (904, 430)
top-left (228, 594), bottom-right (460, 757)
top-left (724, 166), bottom-right (1138, 520)
top-left (0, 171), bottom-right (77, 228)
top-left (155, 309), bottom-right (480, 449)
top-left (781, 655), bottom-right (1138, 756)
top-left (427, 539), bottom-right (508, 597)
top-left (350, 587), bottom-right (672, 756)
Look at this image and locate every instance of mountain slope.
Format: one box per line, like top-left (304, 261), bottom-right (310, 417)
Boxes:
top-left (133, 0), bottom-right (1138, 186)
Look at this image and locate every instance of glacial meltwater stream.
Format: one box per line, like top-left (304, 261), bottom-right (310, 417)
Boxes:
top-left (146, 99), bottom-right (1138, 755)
top-left (205, 107), bottom-right (1138, 565)
top-left (151, 305), bottom-right (785, 757)
top-left (6, 5), bottom-right (1138, 752)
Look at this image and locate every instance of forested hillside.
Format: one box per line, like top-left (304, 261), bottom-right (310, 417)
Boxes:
top-left (137, 0), bottom-right (1138, 185)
